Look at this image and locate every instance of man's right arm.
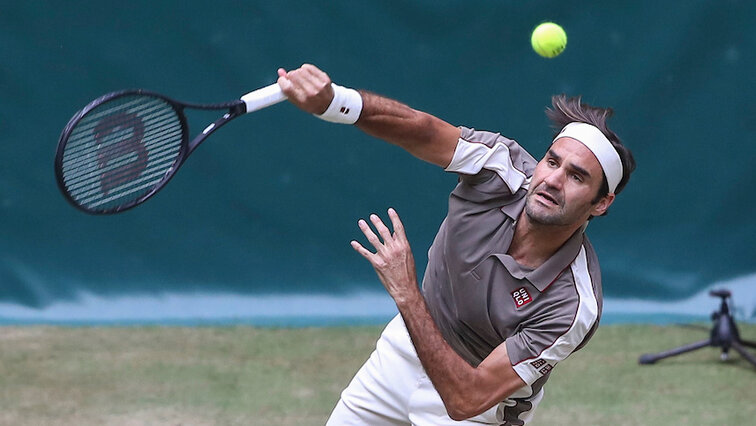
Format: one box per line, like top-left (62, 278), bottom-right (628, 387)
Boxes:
top-left (277, 64), bottom-right (461, 168)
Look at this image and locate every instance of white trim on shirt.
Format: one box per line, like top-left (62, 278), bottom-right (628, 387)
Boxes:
top-left (512, 246), bottom-right (600, 385)
top-left (445, 137), bottom-right (528, 194)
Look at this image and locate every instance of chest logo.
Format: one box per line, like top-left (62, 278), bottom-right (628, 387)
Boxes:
top-left (511, 287), bottom-right (533, 308)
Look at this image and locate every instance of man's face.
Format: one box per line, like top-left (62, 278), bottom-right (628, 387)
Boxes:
top-left (525, 138), bottom-right (613, 226)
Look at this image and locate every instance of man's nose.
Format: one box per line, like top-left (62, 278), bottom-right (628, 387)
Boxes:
top-left (542, 168), bottom-right (565, 189)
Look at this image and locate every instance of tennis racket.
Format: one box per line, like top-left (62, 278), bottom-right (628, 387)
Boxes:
top-left (54, 83), bottom-right (287, 214)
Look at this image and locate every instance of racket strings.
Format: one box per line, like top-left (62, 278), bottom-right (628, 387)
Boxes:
top-left (63, 102), bottom-right (176, 159)
top-left (60, 95), bottom-right (184, 211)
top-left (63, 124), bottom-right (180, 189)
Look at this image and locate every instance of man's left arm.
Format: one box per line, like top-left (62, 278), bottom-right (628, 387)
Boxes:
top-left (352, 209), bottom-right (527, 421)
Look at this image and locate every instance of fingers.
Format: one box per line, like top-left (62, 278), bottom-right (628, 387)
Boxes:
top-left (370, 214), bottom-right (393, 245)
top-left (276, 70), bottom-right (299, 100)
top-left (277, 63), bottom-right (333, 114)
top-left (350, 240), bottom-right (374, 261)
top-left (354, 209), bottom-right (406, 253)
top-left (300, 64), bottom-right (330, 87)
top-left (387, 208), bottom-right (406, 240)
top-left (283, 64), bottom-right (330, 93)
top-left (288, 69), bottom-right (320, 94)
top-left (358, 219), bottom-right (383, 250)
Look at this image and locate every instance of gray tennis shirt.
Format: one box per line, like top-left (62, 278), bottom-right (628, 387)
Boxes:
top-left (422, 126), bottom-right (603, 421)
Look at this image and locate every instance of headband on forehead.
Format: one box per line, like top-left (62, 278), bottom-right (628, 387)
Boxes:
top-left (554, 122), bottom-right (623, 193)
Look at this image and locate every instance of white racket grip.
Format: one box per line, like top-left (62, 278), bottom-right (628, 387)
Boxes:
top-left (240, 83), bottom-right (287, 113)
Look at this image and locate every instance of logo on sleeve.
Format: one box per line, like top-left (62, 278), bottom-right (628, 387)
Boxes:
top-left (511, 287), bottom-right (533, 308)
top-left (530, 359), bottom-right (553, 376)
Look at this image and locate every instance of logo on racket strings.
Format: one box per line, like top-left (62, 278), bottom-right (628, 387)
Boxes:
top-left (94, 112), bottom-right (148, 195)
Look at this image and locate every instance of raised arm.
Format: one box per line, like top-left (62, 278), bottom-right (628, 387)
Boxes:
top-left (277, 64), bottom-right (461, 168)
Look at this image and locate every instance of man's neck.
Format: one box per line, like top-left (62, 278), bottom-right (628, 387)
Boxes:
top-left (508, 211), bottom-right (583, 269)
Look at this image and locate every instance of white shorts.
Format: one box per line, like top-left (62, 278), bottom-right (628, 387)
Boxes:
top-left (326, 315), bottom-right (542, 425)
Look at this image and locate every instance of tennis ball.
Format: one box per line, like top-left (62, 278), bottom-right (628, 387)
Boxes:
top-left (531, 22), bottom-right (567, 58)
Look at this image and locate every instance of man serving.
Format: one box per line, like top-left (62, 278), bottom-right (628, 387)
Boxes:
top-left (277, 64), bottom-right (635, 425)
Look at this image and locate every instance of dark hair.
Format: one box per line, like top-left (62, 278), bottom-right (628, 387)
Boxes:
top-left (546, 94), bottom-right (636, 216)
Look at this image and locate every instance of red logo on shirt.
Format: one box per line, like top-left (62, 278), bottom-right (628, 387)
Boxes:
top-left (511, 287), bottom-right (533, 308)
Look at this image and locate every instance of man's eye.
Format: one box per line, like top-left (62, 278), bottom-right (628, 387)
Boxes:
top-left (571, 173), bottom-right (583, 182)
top-left (547, 159), bottom-right (557, 167)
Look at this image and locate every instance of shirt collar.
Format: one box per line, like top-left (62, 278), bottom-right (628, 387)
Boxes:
top-left (523, 228), bottom-right (584, 292)
top-left (497, 196), bottom-right (586, 292)
top-left (499, 190), bottom-right (527, 221)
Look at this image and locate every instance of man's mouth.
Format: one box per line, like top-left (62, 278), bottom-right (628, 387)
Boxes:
top-left (536, 191), bottom-right (559, 206)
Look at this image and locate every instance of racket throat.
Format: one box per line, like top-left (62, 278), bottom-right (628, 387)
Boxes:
top-left (188, 103), bottom-right (246, 154)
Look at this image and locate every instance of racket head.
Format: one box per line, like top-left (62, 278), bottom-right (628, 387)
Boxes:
top-left (55, 90), bottom-right (189, 214)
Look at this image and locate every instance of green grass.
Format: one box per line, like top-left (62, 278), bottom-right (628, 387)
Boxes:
top-left (0, 323), bottom-right (753, 425)
top-left (530, 324), bottom-right (756, 426)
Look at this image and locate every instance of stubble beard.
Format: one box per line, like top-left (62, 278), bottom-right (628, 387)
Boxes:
top-left (524, 182), bottom-right (581, 226)
top-left (525, 187), bottom-right (596, 227)
top-left (524, 194), bottom-right (570, 226)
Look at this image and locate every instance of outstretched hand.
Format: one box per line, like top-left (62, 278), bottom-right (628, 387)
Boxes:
top-left (351, 208), bottom-right (421, 306)
top-left (277, 64), bottom-right (334, 115)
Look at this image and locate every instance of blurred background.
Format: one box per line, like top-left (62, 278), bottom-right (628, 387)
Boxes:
top-left (0, 0), bottom-right (754, 325)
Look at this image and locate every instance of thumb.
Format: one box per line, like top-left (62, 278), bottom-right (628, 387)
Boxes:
top-left (277, 73), bottom-right (294, 94)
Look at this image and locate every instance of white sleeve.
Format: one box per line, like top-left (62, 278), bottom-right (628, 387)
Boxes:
top-left (445, 129), bottom-right (533, 194)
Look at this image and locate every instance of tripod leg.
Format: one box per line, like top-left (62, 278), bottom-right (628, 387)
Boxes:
top-left (739, 339), bottom-right (756, 349)
top-left (639, 339), bottom-right (711, 364)
top-left (730, 341), bottom-right (756, 368)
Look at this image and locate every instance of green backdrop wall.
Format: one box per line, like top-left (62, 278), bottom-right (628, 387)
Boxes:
top-left (0, 1), bottom-right (753, 320)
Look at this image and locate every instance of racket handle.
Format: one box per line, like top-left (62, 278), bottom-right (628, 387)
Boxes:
top-left (240, 83), bottom-right (287, 113)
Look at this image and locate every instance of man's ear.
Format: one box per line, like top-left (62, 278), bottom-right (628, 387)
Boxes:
top-left (591, 193), bottom-right (615, 217)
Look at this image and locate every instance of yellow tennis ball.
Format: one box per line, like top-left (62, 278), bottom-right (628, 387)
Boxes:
top-left (531, 22), bottom-right (567, 58)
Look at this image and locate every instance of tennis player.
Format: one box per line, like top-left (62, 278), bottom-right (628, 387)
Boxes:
top-left (278, 64), bottom-right (635, 425)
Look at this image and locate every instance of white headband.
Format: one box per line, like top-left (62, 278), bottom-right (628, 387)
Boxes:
top-left (554, 122), bottom-right (623, 193)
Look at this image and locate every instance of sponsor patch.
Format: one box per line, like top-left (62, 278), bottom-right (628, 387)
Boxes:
top-left (511, 287), bottom-right (533, 308)
top-left (530, 359), bottom-right (553, 376)
top-left (531, 359), bottom-right (547, 368)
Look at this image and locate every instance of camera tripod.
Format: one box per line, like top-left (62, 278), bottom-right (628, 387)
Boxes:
top-left (639, 289), bottom-right (756, 368)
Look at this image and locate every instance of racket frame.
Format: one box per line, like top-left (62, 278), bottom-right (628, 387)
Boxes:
top-left (55, 90), bottom-right (248, 215)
